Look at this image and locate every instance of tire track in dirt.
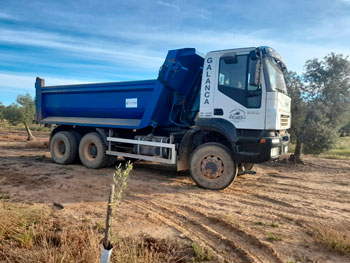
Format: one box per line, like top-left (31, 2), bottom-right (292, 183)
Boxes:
top-left (170, 190), bottom-right (348, 232)
top-left (184, 192), bottom-right (327, 222)
top-left (130, 195), bottom-right (284, 263)
top-left (128, 200), bottom-right (230, 263)
top-left (155, 200), bottom-right (284, 263)
top-left (129, 198), bottom-right (257, 263)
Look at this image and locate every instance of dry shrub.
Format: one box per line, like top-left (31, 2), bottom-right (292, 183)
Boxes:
top-left (0, 202), bottom-right (99, 263)
top-left (311, 224), bottom-right (350, 256)
top-left (112, 236), bottom-right (193, 263)
top-left (0, 201), bottom-right (194, 263)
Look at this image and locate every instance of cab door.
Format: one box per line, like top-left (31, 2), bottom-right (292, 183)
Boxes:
top-left (210, 50), bottom-right (266, 130)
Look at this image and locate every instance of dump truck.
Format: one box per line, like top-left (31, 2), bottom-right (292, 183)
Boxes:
top-left (35, 46), bottom-right (291, 190)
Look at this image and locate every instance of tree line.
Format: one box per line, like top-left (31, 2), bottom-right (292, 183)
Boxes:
top-left (0, 52), bottom-right (349, 160)
top-left (0, 93), bottom-right (36, 140)
top-left (286, 53), bottom-right (350, 161)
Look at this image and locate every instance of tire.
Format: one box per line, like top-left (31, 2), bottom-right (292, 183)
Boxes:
top-left (70, 130), bottom-right (83, 162)
top-left (237, 163), bottom-right (255, 176)
top-left (190, 143), bottom-right (237, 190)
top-left (50, 131), bottom-right (78, 165)
top-left (70, 130), bottom-right (83, 144)
top-left (79, 132), bottom-right (108, 169)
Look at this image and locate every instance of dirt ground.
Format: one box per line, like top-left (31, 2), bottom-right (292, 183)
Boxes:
top-left (1, 129), bottom-right (350, 263)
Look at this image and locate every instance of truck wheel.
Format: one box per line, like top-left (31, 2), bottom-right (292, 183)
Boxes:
top-left (70, 130), bottom-right (83, 162)
top-left (237, 163), bottom-right (255, 176)
top-left (70, 130), bottom-right (83, 144)
top-left (50, 131), bottom-right (78, 164)
top-left (190, 143), bottom-right (237, 190)
top-left (79, 132), bottom-right (108, 169)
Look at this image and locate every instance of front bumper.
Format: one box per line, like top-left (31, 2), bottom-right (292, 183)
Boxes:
top-left (232, 131), bottom-right (290, 163)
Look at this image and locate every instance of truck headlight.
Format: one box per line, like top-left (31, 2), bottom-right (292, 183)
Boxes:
top-left (271, 147), bottom-right (280, 157)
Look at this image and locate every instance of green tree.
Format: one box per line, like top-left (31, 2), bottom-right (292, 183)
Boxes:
top-left (16, 93), bottom-right (36, 141)
top-left (302, 53), bottom-right (350, 154)
top-left (340, 121), bottom-right (350, 137)
top-left (3, 93), bottom-right (36, 140)
top-left (3, 104), bottom-right (23, 125)
top-left (287, 53), bottom-right (350, 160)
top-left (0, 102), bottom-right (5, 122)
top-left (285, 72), bottom-right (307, 161)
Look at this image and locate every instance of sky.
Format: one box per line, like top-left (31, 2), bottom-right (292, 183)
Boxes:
top-left (0, 0), bottom-right (349, 105)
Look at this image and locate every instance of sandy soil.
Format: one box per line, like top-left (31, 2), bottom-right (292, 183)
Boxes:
top-left (1, 129), bottom-right (350, 263)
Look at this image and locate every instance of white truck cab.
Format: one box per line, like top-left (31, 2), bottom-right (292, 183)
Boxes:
top-left (196, 46), bottom-right (291, 162)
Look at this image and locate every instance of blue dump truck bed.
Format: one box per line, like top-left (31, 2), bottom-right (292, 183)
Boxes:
top-left (35, 48), bottom-right (204, 129)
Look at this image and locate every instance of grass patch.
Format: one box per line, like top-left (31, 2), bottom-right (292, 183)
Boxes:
top-left (318, 137), bottom-right (350, 160)
top-left (191, 243), bottom-right (212, 262)
top-left (0, 120), bottom-right (51, 133)
top-left (0, 201), bottom-right (196, 262)
top-left (270, 222), bottom-right (279, 228)
top-left (311, 225), bottom-right (350, 256)
top-left (0, 193), bottom-right (9, 200)
top-left (266, 231), bottom-right (284, 242)
top-left (289, 137), bottom-right (350, 160)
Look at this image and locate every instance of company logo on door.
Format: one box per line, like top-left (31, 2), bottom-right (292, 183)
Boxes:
top-left (229, 109), bottom-right (246, 122)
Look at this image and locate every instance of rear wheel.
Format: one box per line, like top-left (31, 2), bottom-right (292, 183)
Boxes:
top-left (190, 143), bottom-right (237, 190)
top-left (50, 131), bottom-right (78, 164)
top-left (70, 130), bottom-right (83, 162)
top-left (79, 132), bottom-right (108, 169)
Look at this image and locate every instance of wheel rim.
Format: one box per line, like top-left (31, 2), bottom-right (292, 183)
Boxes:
top-left (200, 155), bottom-right (224, 179)
top-left (53, 139), bottom-right (66, 158)
top-left (84, 142), bottom-right (98, 161)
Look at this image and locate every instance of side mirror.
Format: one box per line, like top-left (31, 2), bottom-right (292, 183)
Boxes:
top-left (249, 58), bottom-right (262, 86)
top-left (222, 54), bottom-right (237, 64)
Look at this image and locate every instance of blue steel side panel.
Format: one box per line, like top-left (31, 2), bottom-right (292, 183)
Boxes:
top-left (158, 48), bottom-right (204, 96)
top-left (41, 116), bottom-right (142, 129)
top-left (35, 77), bottom-right (44, 122)
top-left (36, 48), bottom-right (205, 130)
top-left (139, 81), bottom-right (165, 128)
top-left (39, 80), bottom-right (164, 129)
top-left (156, 48), bottom-right (204, 126)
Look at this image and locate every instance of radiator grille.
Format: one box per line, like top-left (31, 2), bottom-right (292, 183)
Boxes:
top-left (280, 114), bottom-right (290, 127)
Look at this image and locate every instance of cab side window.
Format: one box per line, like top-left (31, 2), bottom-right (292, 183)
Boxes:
top-left (218, 55), bottom-right (261, 108)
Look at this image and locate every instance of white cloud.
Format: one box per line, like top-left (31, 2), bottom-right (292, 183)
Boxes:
top-left (0, 29), bottom-right (164, 71)
top-left (105, 28), bottom-right (349, 73)
top-left (0, 72), bottom-right (92, 92)
top-left (0, 12), bottom-right (19, 20)
top-left (157, 1), bottom-right (180, 11)
top-left (0, 24), bottom-right (348, 77)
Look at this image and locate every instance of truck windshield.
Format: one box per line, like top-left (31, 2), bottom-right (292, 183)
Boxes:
top-left (264, 58), bottom-right (287, 94)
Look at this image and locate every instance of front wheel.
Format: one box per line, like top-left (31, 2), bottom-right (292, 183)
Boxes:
top-left (190, 143), bottom-right (237, 190)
